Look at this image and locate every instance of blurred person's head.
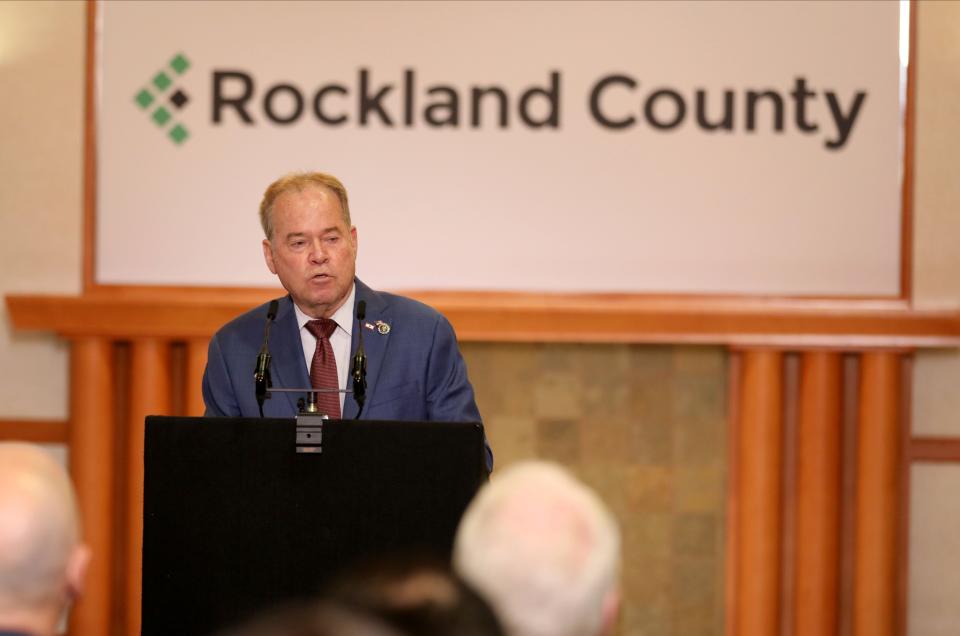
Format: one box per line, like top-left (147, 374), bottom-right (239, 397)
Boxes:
top-left (0, 443), bottom-right (90, 636)
top-left (217, 600), bottom-right (404, 636)
top-left (326, 555), bottom-right (503, 636)
top-left (453, 461), bottom-right (621, 636)
top-left (220, 556), bottom-right (502, 636)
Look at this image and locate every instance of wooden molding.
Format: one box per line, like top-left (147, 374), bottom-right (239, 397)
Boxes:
top-left (7, 289), bottom-right (960, 346)
top-left (0, 419), bottom-right (69, 444)
top-left (909, 437), bottom-right (960, 462)
top-left (83, 0), bottom-right (97, 293)
top-left (899, 0), bottom-right (918, 301)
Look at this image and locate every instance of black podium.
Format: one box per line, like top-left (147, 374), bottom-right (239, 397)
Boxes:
top-left (141, 415), bottom-right (488, 636)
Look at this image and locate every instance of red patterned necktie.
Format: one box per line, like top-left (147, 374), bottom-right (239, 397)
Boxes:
top-left (305, 318), bottom-right (341, 418)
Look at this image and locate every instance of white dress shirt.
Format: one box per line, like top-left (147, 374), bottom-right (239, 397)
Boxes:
top-left (293, 283), bottom-right (356, 414)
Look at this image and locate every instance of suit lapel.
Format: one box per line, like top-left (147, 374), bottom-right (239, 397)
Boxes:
top-left (270, 296), bottom-right (310, 415)
top-left (342, 279), bottom-right (390, 419)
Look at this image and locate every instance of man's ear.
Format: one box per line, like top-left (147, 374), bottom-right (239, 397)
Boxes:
top-left (65, 544), bottom-right (91, 601)
top-left (263, 239), bottom-right (278, 275)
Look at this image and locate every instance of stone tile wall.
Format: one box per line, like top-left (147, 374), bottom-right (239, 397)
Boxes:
top-left (461, 343), bottom-right (728, 636)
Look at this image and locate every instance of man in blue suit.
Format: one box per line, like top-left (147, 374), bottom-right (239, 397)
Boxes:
top-left (202, 172), bottom-right (491, 469)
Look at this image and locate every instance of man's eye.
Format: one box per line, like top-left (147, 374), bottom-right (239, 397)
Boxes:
top-left (290, 240), bottom-right (306, 248)
top-left (325, 236), bottom-right (339, 244)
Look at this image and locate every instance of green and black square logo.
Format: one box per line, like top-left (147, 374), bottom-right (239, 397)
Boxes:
top-left (133, 53), bottom-right (191, 145)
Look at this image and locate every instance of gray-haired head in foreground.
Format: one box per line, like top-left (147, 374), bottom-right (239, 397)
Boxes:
top-left (453, 461), bottom-right (621, 636)
top-left (0, 443), bottom-right (89, 635)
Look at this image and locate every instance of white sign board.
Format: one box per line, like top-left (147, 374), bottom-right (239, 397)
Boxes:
top-left (97, 0), bottom-right (904, 295)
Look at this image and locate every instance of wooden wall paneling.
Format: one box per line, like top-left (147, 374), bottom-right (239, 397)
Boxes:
top-left (168, 343), bottom-right (185, 417)
top-left (897, 356), bottom-right (912, 636)
top-left (839, 355), bottom-right (861, 636)
top-left (67, 337), bottom-right (115, 636)
top-left (110, 343), bottom-right (130, 636)
top-left (186, 338), bottom-right (209, 417)
top-left (734, 350), bottom-right (784, 636)
top-left (852, 352), bottom-right (901, 636)
top-left (794, 352), bottom-right (843, 636)
top-left (779, 354), bottom-right (800, 636)
top-left (124, 339), bottom-right (172, 636)
top-left (725, 352), bottom-right (742, 636)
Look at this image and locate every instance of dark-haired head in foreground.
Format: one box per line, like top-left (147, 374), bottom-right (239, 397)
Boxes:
top-left (218, 557), bottom-right (503, 636)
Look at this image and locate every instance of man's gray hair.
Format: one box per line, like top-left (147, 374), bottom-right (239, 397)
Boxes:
top-left (453, 461), bottom-right (621, 636)
top-left (259, 172), bottom-right (351, 241)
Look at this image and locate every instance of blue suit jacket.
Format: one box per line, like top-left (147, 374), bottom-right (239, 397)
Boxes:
top-left (202, 279), bottom-right (492, 469)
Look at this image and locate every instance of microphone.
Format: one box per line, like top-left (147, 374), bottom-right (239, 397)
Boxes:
top-left (351, 300), bottom-right (367, 417)
top-left (254, 299), bottom-right (279, 417)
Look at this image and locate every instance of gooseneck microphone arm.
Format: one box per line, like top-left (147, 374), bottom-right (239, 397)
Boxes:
top-left (351, 300), bottom-right (367, 418)
top-left (254, 299), bottom-right (280, 418)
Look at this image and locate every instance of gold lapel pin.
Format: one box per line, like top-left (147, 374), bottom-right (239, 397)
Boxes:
top-left (375, 320), bottom-right (391, 335)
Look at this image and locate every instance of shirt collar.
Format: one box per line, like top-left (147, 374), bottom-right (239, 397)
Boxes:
top-left (293, 283), bottom-right (356, 337)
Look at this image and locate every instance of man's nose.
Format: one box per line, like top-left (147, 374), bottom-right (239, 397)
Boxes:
top-left (308, 241), bottom-right (328, 263)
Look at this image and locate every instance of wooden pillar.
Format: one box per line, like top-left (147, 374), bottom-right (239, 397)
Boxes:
top-left (185, 338), bottom-right (208, 416)
top-left (734, 349), bottom-right (783, 636)
top-left (67, 337), bottom-right (115, 636)
top-left (124, 339), bottom-right (171, 636)
top-left (853, 351), bottom-right (901, 636)
top-left (794, 351), bottom-right (842, 636)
